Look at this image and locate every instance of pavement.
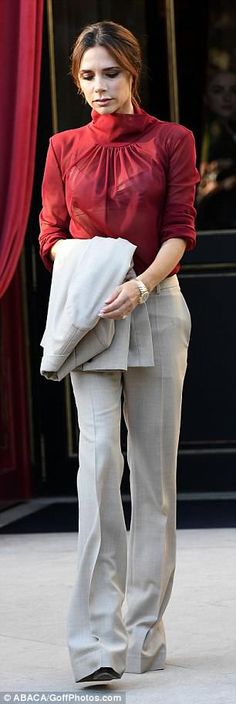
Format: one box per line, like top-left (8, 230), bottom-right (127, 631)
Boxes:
top-left (1, 521), bottom-right (236, 703)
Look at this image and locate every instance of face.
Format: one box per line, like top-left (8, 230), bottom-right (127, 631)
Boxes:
top-left (78, 45), bottom-right (134, 114)
top-left (206, 72), bottom-right (236, 120)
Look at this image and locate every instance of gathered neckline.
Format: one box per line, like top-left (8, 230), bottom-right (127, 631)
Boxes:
top-left (89, 102), bottom-right (158, 145)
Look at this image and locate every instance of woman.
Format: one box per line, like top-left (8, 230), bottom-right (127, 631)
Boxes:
top-left (39, 20), bottom-right (200, 684)
top-left (196, 67), bottom-right (236, 229)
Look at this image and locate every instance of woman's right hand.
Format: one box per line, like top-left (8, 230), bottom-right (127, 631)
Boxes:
top-left (50, 240), bottom-right (67, 261)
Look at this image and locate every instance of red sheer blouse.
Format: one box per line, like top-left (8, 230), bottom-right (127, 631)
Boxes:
top-left (39, 104), bottom-right (200, 275)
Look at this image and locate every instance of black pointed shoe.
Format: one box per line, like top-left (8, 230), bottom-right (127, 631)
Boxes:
top-left (78, 667), bottom-right (122, 683)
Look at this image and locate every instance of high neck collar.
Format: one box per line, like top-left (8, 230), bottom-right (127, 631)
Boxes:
top-left (89, 103), bottom-right (157, 145)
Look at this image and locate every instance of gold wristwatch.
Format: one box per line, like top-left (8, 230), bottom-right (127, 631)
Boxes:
top-left (135, 279), bottom-right (150, 303)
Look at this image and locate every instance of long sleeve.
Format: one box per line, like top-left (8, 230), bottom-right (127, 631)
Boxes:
top-left (160, 129), bottom-right (200, 251)
top-left (39, 138), bottom-right (70, 271)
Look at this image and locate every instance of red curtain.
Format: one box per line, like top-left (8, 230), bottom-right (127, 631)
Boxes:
top-left (0, 0), bottom-right (44, 298)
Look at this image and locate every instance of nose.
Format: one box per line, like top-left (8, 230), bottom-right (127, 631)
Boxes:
top-left (94, 74), bottom-right (107, 93)
top-left (223, 94), bottom-right (230, 103)
top-left (222, 90), bottom-right (232, 104)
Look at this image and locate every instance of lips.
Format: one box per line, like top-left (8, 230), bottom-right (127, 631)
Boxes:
top-left (95, 99), bottom-right (112, 103)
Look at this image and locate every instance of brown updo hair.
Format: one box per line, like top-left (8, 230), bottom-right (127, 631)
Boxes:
top-left (71, 20), bottom-right (142, 106)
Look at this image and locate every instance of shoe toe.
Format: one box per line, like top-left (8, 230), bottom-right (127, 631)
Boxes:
top-left (78, 666), bottom-right (121, 683)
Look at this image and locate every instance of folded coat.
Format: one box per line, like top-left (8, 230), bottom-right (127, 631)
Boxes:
top-left (40, 237), bottom-right (155, 380)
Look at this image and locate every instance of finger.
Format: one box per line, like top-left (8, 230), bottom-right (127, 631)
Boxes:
top-left (100, 294), bottom-right (127, 314)
top-left (99, 303), bottom-right (126, 315)
top-left (104, 286), bottom-right (122, 304)
top-left (99, 311), bottom-right (127, 319)
top-left (99, 303), bottom-right (129, 318)
top-left (99, 300), bottom-right (124, 315)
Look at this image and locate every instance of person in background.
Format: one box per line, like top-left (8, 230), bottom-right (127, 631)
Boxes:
top-left (39, 20), bottom-right (200, 685)
top-left (197, 66), bottom-right (236, 228)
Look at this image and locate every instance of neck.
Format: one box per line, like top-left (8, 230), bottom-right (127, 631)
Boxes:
top-left (113, 99), bottom-right (134, 115)
top-left (89, 102), bottom-right (158, 146)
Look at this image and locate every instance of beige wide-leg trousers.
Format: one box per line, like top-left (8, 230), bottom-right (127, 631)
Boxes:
top-left (67, 278), bottom-right (191, 681)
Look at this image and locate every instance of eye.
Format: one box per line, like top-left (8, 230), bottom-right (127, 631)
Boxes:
top-left (80, 69), bottom-right (121, 81)
top-left (106, 71), bottom-right (120, 78)
top-left (211, 86), bottom-right (224, 95)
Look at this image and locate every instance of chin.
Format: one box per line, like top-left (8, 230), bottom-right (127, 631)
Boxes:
top-left (96, 107), bottom-right (118, 116)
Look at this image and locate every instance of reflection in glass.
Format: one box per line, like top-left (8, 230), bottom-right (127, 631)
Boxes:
top-left (196, 2), bottom-right (236, 230)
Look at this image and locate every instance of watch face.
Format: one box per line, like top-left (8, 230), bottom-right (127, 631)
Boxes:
top-left (141, 291), bottom-right (149, 303)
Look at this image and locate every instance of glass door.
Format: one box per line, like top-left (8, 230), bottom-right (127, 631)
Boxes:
top-left (173, 0), bottom-right (236, 493)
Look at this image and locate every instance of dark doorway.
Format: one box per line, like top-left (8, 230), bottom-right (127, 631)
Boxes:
top-left (23, 0), bottom-right (236, 499)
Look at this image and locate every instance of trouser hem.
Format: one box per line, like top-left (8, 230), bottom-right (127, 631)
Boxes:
top-left (69, 650), bottom-right (126, 683)
top-left (125, 654), bottom-right (166, 674)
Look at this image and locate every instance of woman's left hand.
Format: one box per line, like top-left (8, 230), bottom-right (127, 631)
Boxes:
top-left (99, 280), bottom-right (141, 319)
